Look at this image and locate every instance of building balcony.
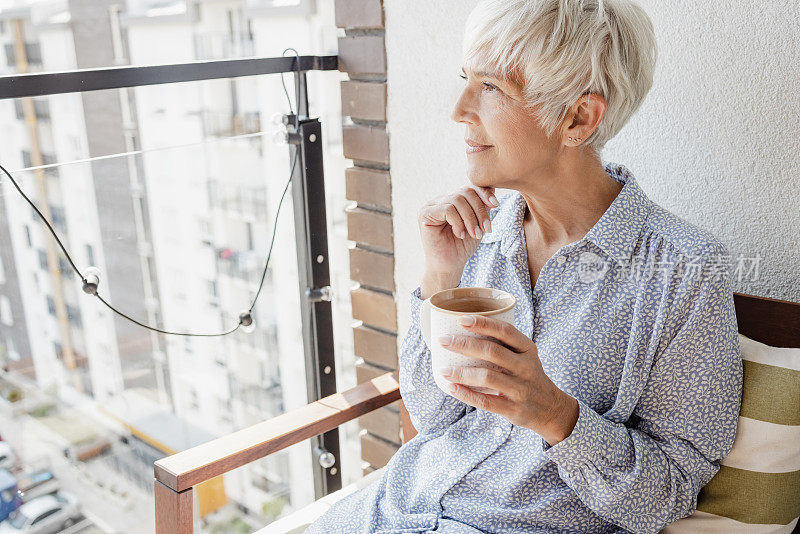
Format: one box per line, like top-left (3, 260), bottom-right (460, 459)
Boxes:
top-left (200, 110), bottom-right (261, 139)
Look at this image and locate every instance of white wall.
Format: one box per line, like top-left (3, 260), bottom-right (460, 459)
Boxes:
top-left (385, 0), bottom-right (800, 338)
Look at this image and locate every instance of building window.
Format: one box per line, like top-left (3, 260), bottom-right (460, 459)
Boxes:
top-left (4, 42), bottom-right (43, 66)
top-left (246, 221), bottom-right (254, 250)
top-left (66, 305), bottom-right (81, 328)
top-left (21, 150), bottom-right (56, 168)
top-left (38, 249), bottom-right (48, 269)
top-left (58, 258), bottom-right (73, 279)
top-left (24, 225), bottom-right (32, 247)
top-left (46, 295), bottom-right (56, 315)
top-left (218, 397), bottom-right (233, 423)
top-left (49, 205), bottom-right (66, 231)
top-left (188, 388), bottom-right (199, 410)
top-left (0, 296), bottom-right (12, 326)
top-left (26, 41), bottom-right (42, 64)
top-left (13, 99), bottom-right (50, 120)
top-left (4, 336), bottom-right (20, 362)
top-left (85, 244), bottom-right (95, 266)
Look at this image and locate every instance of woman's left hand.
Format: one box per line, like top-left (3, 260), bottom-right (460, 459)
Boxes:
top-left (437, 314), bottom-right (580, 445)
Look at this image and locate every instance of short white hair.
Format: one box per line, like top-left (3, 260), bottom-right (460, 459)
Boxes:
top-left (462, 0), bottom-right (657, 153)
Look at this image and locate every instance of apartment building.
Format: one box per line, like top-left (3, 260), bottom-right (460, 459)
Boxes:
top-left (0, 0), bottom-right (358, 522)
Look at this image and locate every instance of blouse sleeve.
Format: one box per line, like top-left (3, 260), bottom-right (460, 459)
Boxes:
top-left (540, 243), bottom-right (744, 534)
top-left (398, 285), bottom-right (474, 435)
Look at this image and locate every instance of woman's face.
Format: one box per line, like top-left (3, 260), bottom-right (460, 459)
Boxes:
top-left (451, 62), bottom-right (560, 189)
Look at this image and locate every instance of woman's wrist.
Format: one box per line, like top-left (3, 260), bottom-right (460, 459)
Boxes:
top-left (420, 270), bottom-right (462, 299)
top-left (539, 389), bottom-right (580, 447)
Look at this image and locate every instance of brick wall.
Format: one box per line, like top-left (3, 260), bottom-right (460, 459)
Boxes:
top-left (334, 0), bottom-right (406, 475)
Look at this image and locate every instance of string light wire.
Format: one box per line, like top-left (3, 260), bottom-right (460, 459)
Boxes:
top-left (0, 47), bottom-right (306, 337)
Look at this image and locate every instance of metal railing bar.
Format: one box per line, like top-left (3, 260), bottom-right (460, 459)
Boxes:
top-left (4, 129), bottom-right (269, 174)
top-left (0, 54), bottom-right (338, 99)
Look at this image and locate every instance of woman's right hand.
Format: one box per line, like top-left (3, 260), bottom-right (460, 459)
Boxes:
top-left (418, 185), bottom-right (499, 278)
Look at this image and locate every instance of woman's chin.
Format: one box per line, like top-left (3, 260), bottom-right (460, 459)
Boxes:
top-left (466, 171), bottom-right (501, 190)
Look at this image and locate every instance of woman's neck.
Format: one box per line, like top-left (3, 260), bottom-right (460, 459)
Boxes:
top-left (519, 161), bottom-right (623, 249)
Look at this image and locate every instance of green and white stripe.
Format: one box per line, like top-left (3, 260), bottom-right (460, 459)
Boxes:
top-left (663, 334), bottom-right (800, 533)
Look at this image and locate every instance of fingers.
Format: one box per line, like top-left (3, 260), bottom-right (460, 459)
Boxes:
top-left (451, 195), bottom-right (482, 239)
top-left (443, 373), bottom-right (520, 412)
top-left (419, 187), bottom-right (498, 241)
top-left (470, 186), bottom-right (500, 209)
top-left (442, 203), bottom-right (468, 239)
top-left (440, 365), bottom-right (520, 401)
top-left (439, 333), bottom-right (518, 374)
top-left (459, 315), bottom-right (531, 353)
top-left (463, 188), bottom-right (492, 234)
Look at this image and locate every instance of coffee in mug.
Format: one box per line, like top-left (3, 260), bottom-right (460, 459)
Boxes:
top-left (435, 296), bottom-right (507, 313)
top-left (420, 287), bottom-right (516, 397)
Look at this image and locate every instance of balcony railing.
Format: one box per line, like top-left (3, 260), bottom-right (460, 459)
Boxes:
top-left (0, 53), bottom-right (347, 531)
top-left (153, 371), bottom-right (403, 533)
top-left (207, 177), bottom-right (268, 216)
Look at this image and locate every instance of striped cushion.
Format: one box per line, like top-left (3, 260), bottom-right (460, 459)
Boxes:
top-left (662, 333), bottom-right (800, 533)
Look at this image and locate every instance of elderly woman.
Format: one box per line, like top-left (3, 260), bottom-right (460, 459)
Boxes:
top-left (307, 0), bottom-right (742, 532)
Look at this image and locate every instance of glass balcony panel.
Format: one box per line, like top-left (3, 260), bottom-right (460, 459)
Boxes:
top-left (0, 70), bottom-right (354, 531)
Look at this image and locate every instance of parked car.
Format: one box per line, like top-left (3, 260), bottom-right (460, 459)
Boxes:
top-left (0, 470), bottom-right (22, 523)
top-left (0, 445), bottom-right (16, 472)
top-left (13, 471), bottom-right (58, 504)
top-left (0, 492), bottom-right (81, 534)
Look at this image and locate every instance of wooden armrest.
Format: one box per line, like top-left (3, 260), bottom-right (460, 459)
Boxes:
top-left (154, 370), bottom-right (400, 492)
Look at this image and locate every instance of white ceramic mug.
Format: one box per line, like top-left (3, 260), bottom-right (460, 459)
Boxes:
top-left (420, 287), bottom-right (516, 397)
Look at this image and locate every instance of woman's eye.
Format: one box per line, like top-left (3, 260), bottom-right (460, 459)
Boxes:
top-left (459, 74), bottom-right (498, 93)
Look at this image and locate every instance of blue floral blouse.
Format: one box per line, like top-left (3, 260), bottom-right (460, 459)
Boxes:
top-left (306, 161), bottom-right (743, 534)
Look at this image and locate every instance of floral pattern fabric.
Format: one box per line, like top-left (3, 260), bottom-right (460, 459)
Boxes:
top-left (306, 161), bottom-right (743, 534)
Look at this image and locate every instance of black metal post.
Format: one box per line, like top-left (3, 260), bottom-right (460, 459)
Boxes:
top-left (287, 114), bottom-right (341, 497)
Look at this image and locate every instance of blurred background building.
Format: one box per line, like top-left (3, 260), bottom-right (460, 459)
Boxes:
top-left (0, 0), bottom-right (359, 531)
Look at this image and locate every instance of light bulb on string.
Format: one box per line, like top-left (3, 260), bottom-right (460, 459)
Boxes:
top-left (271, 111), bottom-right (285, 126)
top-left (239, 310), bottom-right (256, 334)
top-left (271, 125), bottom-right (288, 145)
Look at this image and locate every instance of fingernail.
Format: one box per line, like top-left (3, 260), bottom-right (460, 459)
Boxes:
top-left (483, 219), bottom-right (491, 233)
top-left (474, 226), bottom-right (483, 239)
top-left (458, 315), bottom-right (476, 326)
top-left (460, 230), bottom-right (466, 239)
top-left (489, 195), bottom-right (499, 207)
top-left (438, 366), bottom-right (453, 377)
top-left (438, 334), bottom-right (453, 345)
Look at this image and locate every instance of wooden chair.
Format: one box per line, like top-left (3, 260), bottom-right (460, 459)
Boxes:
top-left (153, 292), bottom-right (800, 533)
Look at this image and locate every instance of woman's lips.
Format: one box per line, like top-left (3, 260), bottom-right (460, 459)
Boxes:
top-left (466, 144), bottom-right (492, 154)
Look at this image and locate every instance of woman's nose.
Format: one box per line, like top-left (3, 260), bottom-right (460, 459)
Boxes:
top-left (451, 89), bottom-right (474, 124)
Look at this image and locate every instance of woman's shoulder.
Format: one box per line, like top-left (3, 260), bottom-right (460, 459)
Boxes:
top-left (643, 201), bottom-right (730, 261)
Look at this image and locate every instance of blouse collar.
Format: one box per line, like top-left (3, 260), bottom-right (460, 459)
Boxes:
top-left (480, 161), bottom-right (651, 266)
